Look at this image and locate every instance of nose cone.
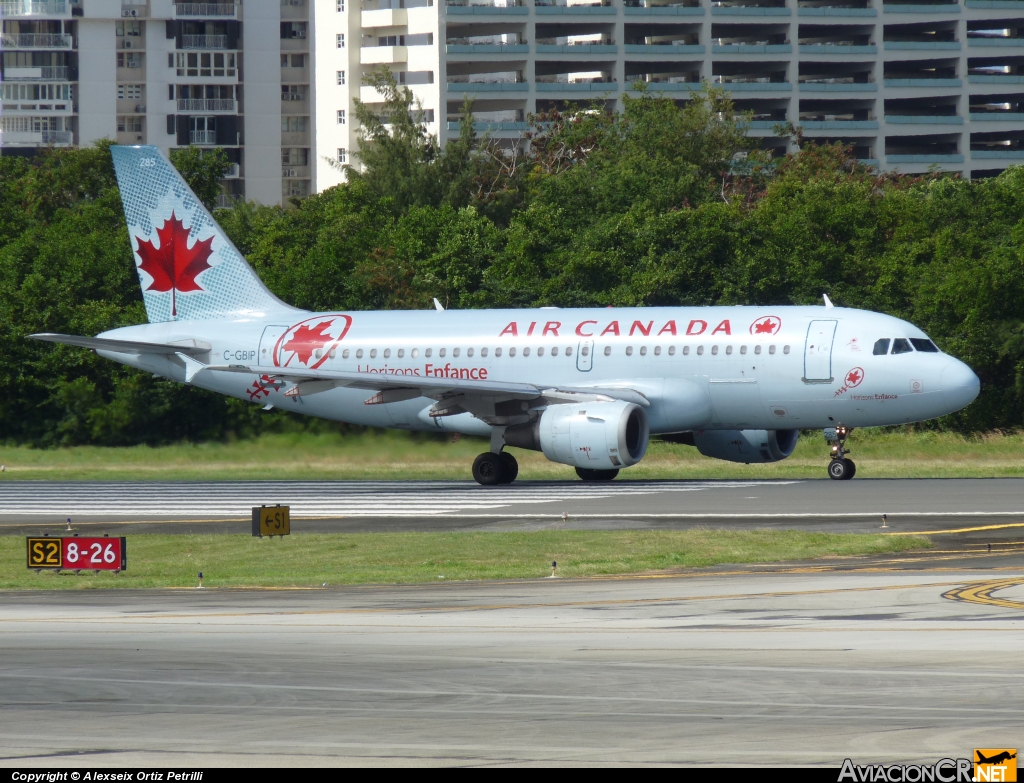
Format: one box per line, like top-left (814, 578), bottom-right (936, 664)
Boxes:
top-left (941, 360), bottom-right (981, 412)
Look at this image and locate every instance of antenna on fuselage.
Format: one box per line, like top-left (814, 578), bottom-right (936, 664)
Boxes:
top-left (823, 294), bottom-right (835, 308)
top-left (433, 298), bottom-right (445, 311)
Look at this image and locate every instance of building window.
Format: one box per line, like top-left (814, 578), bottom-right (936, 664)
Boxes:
top-left (117, 52), bottom-right (142, 69)
top-left (337, 110), bottom-right (345, 124)
top-left (337, 70), bottom-right (345, 85)
top-left (337, 0), bottom-right (344, 9)
top-left (337, 148), bottom-right (347, 163)
top-left (336, 33), bottom-right (345, 48)
top-left (282, 116), bottom-right (308, 132)
top-left (175, 52), bottom-right (235, 78)
top-left (282, 148), bottom-right (309, 166)
top-left (117, 84), bottom-right (143, 100)
top-left (116, 116), bottom-right (144, 132)
top-left (281, 84), bottom-right (305, 101)
top-left (281, 22), bottom-right (307, 39)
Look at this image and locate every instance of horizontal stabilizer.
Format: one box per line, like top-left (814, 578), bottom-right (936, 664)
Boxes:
top-left (28, 333), bottom-right (212, 357)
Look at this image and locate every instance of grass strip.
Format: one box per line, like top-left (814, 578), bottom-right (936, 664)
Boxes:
top-left (0, 530), bottom-right (929, 590)
top-left (2, 429), bottom-right (1024, 481)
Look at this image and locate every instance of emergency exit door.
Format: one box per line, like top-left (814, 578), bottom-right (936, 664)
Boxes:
top-left (804, 320), bottom-right (837, 382)
top-left (259, 325), bottom-right (289, 367)
top-left (576, 340), bottom-right (594, 372)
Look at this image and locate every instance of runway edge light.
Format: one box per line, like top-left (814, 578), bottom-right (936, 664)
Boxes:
top-left (252, 505), bottom-right (291, 538)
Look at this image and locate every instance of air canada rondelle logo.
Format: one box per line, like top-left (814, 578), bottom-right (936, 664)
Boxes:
top-left (274, 315), bottom-right (352, 369)
top-left (750, 315), bottom-right (782, 335)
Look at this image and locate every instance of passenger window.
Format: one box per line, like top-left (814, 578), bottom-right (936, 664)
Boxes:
top-left (603, 346), bottom-right (611, 356)
top-left (397, 348), bottom-right (404, 358)
top-left (551, 347), bottom-right (558, 357)
top-left (480, 347), bottom-right (487, 358)
top-left (467, 347), bottom-right (474, 357)
top-left (411, 348), bottom-right (419, 358)
top-left (329, 348), bottom-right (337, 359)
top-left (740, 345), bottom-right (747, 355)
top-left (537, 347), bottom-right (544, 357)
top-left (639, 346), bottom-right (647, 356)
top-left (425, 348), bottom-right (432, 358)
top-left (891, 338), bottom-right (913, 355)
top-left (725, 345), bottom-right (733, 356)
top-left (626, 346), bottom-right (633, 356)
top-left (509, 347), bottom-right (517, 357)
top-left (754, 345), bottom-right (761, 356)
top-left (566, 346), bottom-right (573, 357)
top-left (342, 349), bottom-right (350, 359)
top-left (711, 345), bottom-right (719, 356)
top-left (356, 349), bottom-right (364, 359)
top-left (783, 345), bottom-right (790, 354)
top-left (910, 338), bottom-right (939, 353)
top-left (682, 346), bottom-right (689, 356)
top-left (873, 339), bottom-right (890, 356)
top-left (769, 345), bottom-right (776, 355)
top-left (668, 346), bottom-right (675, 356)
top-left (696, 346), bottom-right (704, 356)
top-left (495, 347), bottom-right (502, 357)
top-left (654, 346), bottom-right (661, 356)
top-left (523, 347), bottom-right (530, 357)
top-left (383, 349), bottom-right (390, 358)
top-left (370, 349), bottom-right (377, 359)
top-left (439, 348), bottom-right (446, 358)
top-left (452, 348), bottom-right (460, 358)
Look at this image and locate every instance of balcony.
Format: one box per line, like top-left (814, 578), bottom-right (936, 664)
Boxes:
top-left (711, 42), bottom-right (792, 53)
top-left (0, 0), bottom-right (68, 15)
top-left (799, 80), bottom-right (878, 91)
top-left (886, 114), bottom-right (963, 124)
top-left (882, 3), bottom-right (960, 12)
top-left (535, 79), bottom-right (619, 90)
top-left (0, 129), bottom-right (73, 144)
top-left (177, 98), bottom-right (236, 111)
top-left (970, 111), bottom-right (1024, 120)
top-left (361, 45), bottom-right (407, 64)
top-left (174, 3), bottom-right (236, 16)
top-left (536, 38), bottom-right (617, 53)
top-left (535, 2), bottom-right (616, 14)
top-left (887, 153), bottom-right (964, 162)
top-left (623, 2), bottom-right (704, 15)
top-left (445, 1), bottom-right (527, 14)
top-left (0, 33), bottom-right (73, 48)
top-left (2, 66), bottom-right (71, 80)
top-left (710, 4), bottom-right (790, 16)
top-left (884, 78), bottom-right (962, 87)
top-left (361, 8), bottom-right (407, 26)
top-left (446, 42), bottom-right (530, 52)
top-left (968, 37), bottom-right (1024, 47)
top-left (446, 80), bottom-right (528, 91)
top-left (624, 43), bottom-right (705, 53)
top-left (189, 130), bottom-right (217, 144)
top-left (797, 6), bottom-right (876, 15)
top-left (181, 34), bottom-right (228, 49)
top-left (884, 41), bottom-right (961, 50)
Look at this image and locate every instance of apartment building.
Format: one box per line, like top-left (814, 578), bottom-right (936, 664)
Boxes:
top-left (1, 0), bottom-right (311, 205)
top-left (318, 0), bottom-right (1024, 183)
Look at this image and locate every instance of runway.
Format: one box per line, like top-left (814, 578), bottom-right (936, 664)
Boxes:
top-left (1, 564), bottom-right (1023, 766)
top-left (4, 478), bottom-right (1024, 537)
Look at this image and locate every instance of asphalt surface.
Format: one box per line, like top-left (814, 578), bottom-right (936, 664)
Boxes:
top-left (4, 478), bottom-right (1024, 538)
top-left (2, 558), bottom-right (1023, 766)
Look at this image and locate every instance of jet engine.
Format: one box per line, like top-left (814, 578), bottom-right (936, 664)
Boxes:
top-left (691, 429), bottom-right (799, 464)
top-left (504, 400), bottom-right (649, 470)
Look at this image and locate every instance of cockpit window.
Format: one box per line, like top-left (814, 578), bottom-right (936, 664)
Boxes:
top-left (873, 339), bottom-right (891, 356)
top-left (910, 338), bottom-right (939, 353)
top-left (891, 338), bottom-right (913, 355)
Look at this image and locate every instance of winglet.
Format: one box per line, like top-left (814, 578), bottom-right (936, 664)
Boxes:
top-left (823, 294), bottom-right (834, 308)
top-left (433, 298), bottom-right (445, 311)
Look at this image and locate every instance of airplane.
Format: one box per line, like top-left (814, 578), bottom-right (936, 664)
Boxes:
top-left (976, 752), bottom-right (1017, 765)
top-left (29, 146), bottom-right (981, 485)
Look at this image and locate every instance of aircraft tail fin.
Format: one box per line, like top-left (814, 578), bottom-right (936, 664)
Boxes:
top-left (110, 145), bottom-right (294, 323)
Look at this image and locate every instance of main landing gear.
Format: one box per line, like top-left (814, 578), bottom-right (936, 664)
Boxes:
top-left (826, 425), bottom-right (856, 481)
top-left (472, 451), bottom-right (519, 486)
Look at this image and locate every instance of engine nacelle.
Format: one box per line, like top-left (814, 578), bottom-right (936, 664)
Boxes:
top-left (509, 400), bottom-right (649, 470)
top-left (692, 429), bottom-right (799, 464)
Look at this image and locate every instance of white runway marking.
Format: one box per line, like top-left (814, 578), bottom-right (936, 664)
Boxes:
top-left (0, 480), bottom-right (794, 518)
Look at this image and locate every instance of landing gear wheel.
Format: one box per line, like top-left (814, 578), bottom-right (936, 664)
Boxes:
top-left (576, 467), bottom-right (619, 482)
top-left (828, 458), bottom-right (855, 481)
top-left (473, 452), bottom-right (506, 486)
top-left (499, 452), bottom-right (519, 484)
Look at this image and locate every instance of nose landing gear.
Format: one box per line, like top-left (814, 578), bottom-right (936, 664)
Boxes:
top-left (826, 425), bottom-right (856, 480)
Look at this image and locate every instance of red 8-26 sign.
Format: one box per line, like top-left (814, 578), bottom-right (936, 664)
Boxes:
top-left (61, 537), bottom-right (126, 571)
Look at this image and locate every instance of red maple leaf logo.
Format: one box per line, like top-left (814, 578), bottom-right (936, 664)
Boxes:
top-left (134, 212), bottom-right (214, 317)
top-left (750, 316), bottom-right (781, 335)
top-left (845, 368), bottom-right (864, 387)
top-left (281, 321), bottom-right (333, 366)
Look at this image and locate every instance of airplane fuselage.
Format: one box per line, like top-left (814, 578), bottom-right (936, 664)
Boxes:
top-left (97, 304), bottom-right (979, 438)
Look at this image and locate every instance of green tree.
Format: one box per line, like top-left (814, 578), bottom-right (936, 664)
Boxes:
top-left (168, 146), bottom-right (232, 211)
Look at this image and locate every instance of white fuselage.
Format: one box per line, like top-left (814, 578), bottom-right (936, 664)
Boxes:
top-left (96, 305), bottom-right (980, 438)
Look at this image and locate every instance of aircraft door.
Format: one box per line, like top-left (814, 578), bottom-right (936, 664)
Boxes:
top-left (258, 325), bottom-right (289, 367)
top-left (576, 340), bottom-right (594, 372)
top-left (804, 320), bottom-right (838, 382)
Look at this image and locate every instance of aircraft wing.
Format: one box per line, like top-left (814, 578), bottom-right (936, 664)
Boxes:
top-left (205, 363), bottom-right (649, 417)
top-left (28, 333), bottom-right (212, 357)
